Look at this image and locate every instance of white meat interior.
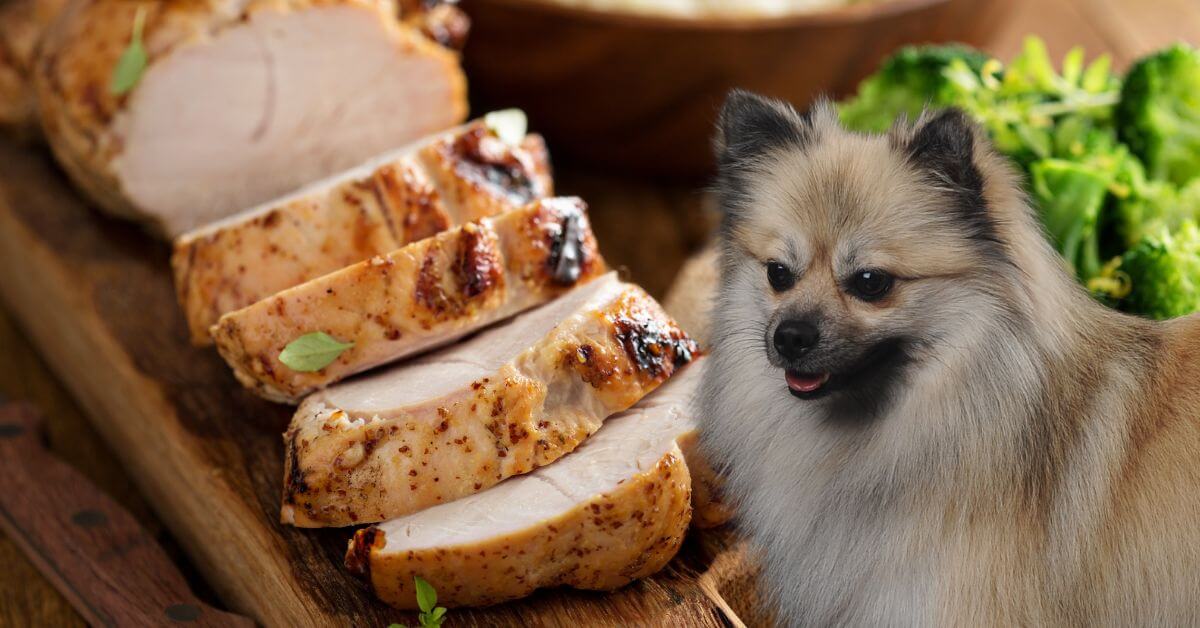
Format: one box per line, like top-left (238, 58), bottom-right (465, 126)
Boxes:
top-left (376, 361), bottom-right (704, 551)
top-left (318, 273), bottom-right (623, 412)
top-left (116, 5), bottom-right (461, 235)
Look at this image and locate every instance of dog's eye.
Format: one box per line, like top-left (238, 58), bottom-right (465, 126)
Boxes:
top-left (765, 261), bottom-right (795, 292)
top-left (848, 270), bottom-right (893, 301)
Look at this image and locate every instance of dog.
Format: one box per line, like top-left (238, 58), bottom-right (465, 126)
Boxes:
top-left (699, 90), bottom-right (1200, 626)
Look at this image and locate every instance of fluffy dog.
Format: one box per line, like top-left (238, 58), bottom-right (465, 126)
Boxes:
top-left (699, 90), bottom-right (1200, 625)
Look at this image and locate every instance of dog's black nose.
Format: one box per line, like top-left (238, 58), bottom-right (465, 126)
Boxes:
top-left (774, 320), bottom-right (819, 359)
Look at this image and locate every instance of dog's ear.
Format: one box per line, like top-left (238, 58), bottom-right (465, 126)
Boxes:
top-left (902, 109), bottom-right (985, 206)
top-left (715, 90), bottom-right (810, 169)
top-left (901, 109), bottom-right (993, 241)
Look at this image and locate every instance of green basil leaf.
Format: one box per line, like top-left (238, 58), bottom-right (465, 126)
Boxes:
top-left (110, 6), bottom-right (148, 96)
top-left (484, 109), bottom-right (527, 146)
top-left (431, 607), bottom-right (447, 621)
top-left (278, 332), bottom-right (353, 372)
top-left (413, 576), bottom-right (437, 614)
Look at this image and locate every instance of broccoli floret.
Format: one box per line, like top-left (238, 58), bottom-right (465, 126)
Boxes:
top-left (1120, 221), bottom-right (1200, 319)
top-left (1117, 44), bottom-right (1200, 186)
top-left (1113, 177), bottom-right (1200, 248)
top-left (1030, 158), bottom-right (1114, 281)
top-left (937, 38), bottom-right (1120, 167)
top-left (839, 44), bottom-right (991, 133)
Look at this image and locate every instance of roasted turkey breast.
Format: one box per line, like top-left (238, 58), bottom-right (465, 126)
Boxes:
top-left (344, 361), bottom-right (722, 609)
top-left (172, 120), bottom-right (552, 345)
top-left (0, 0), bottom-right (65, 135)
top-left (212, 196), bottom-right (601, 403)
top-left (281, 273), bottom-right (698, 527)
top-left (34, 0), bottom-right (467, 237)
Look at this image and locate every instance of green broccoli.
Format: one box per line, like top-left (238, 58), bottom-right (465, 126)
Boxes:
top-left (1119, 221), bottom-right (1200, 319)
top-left (839, 44), bottom-right (991, 133)
top-left (931, 38), bottom-right (1119, 167)
top-left (1117, 43), bottom-right (1200, 186)
top-left (1113, 177), bottom-right (1200, 248)
top-left (1030, 158), bottom-right (1114, 282)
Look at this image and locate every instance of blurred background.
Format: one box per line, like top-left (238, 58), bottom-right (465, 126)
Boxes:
top-left (2, 0), bottom-right (1198, 623)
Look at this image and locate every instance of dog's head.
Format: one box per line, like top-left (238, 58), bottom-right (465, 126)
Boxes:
top-left (712, 91), bottom-right (1023, 421)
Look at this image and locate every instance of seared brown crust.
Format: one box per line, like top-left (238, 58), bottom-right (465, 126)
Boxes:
top-left (212, 197), bottom-right (605, 403)
top-left (348, 449), bottom-right (692, 609)
top-left (282, 278), bottom-right (694, 527)
top-left (33, 0), bottom-right (467, 236)
top-left (399, 0), bottom-right (470, 51)
top-left (172, 159), bottom-right (426, 345)
top-left (374, 160), bottom-right (450, 245)
top-left (172, 124), bottom-right (553, 345)
top-left (0, 0), bottom-right (65, 134)
top-left (345, 525), bottom-right (385, 583)
top-left (419, 127), bottom-right (554, 224)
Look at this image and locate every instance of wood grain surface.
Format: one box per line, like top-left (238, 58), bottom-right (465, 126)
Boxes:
top-left (0, 402), bottom-right (253, 627)
top-left (1, 0), bottom-right (1196, 623)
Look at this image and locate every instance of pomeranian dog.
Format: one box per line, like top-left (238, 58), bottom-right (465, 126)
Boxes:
top-left (700, 91), bottom-right (1200, 626)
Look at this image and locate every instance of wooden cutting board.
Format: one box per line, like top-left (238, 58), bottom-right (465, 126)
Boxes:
top-left (0, 139), bottom-right (764, 627)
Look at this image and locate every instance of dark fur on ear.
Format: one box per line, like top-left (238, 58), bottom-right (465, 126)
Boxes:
top-left (713, 90), bottom-right (811, 219)
top-left (901, 108), bottom-right (998, 246)
top-left (715, 90), bottom-right (809, 167)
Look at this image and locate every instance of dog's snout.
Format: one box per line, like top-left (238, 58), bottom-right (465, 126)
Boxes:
top-left (774, 320), bottom-right (820, 359)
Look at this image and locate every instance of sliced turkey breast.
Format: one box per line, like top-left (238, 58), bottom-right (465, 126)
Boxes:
top-left (281, 273), bottom-right (698, 527)
top-left (212, 197), bottom-right (602, 403)
top-left (34, 0), bottom-right (467, 237)
top-left (172, 120), bottom-right (552, 345)
top-left (343, 361), bottom-right (726, 609)
top-left (0, 0), bottom-right (65, 134)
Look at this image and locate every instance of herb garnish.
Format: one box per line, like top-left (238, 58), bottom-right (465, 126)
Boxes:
top-left (386, 576), bottom-right (448, 627)
top-left (414, 576), bottom-right (448, 626)
top-left (278, 332), bottom-right (353, 372)
top-left (483, 109), bottom-right (527, 146)
top-left (110, 6), bottom-right (148, 96)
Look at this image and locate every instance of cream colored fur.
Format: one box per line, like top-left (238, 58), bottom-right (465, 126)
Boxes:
top-left (700, 96), bottom-right (1200, 626)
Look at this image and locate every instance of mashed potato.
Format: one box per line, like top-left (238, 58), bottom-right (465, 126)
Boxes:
top-left (546, 0), bottom-right (875, 18)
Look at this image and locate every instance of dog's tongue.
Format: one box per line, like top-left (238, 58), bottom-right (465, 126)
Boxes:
top-left (786, 371), bottom-right (830, 393)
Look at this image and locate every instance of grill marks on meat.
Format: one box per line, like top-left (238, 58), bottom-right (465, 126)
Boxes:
top-left (456, 223), bottom-right (501, 299)
top-left (279, 274), bottom-right (695, 527)
top-left (546, 203), bottom-right (587, 285)
top-left (373, 160), bottom-right (449, 244)
top-left (420, 128), bottom-right (553, 223)
top-left (413, 221), bottom-right (503, 326)
top-left (612, 303), bottom-right (699, 379)
top-left (210, 197), bottom-right (606, 403)
top-left (453, 127), bottom-right (537, 205)
top-left (172, 122), bottom-right (554, 345)
top-left (518, 197), bottom-right (600, 288)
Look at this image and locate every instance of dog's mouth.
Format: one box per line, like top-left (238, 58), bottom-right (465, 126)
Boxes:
top-left (779, 337), bottom-right (913, 404)
top-left (785, 370), bottom-right (831, 398)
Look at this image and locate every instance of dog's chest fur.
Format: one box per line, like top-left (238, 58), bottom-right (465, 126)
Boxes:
top-left (708, 346), bottom-right (1067, 626)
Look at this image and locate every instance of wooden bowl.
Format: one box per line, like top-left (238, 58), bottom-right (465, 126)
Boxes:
top-left (460, 0), bottom-right (1012, 178)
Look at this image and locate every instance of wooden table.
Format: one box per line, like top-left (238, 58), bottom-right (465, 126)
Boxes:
top-left (2, 0), bottom-right (1196, 623)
